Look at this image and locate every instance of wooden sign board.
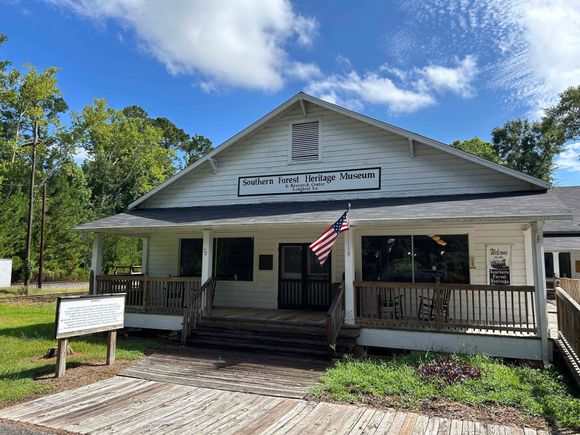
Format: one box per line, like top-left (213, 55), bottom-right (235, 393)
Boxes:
top-left (55, 293), bottom-right (125, 339)
top-left (54, 293), bottom-right (125, 377)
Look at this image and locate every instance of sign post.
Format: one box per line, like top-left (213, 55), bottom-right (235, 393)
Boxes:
top-left (54, 293), bottom-right (125, 377)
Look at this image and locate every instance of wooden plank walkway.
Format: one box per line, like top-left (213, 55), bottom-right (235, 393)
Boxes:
top-left (0, 376), bottom-right (549, 435)
top-left (121, 346), bottom-right (328, 399)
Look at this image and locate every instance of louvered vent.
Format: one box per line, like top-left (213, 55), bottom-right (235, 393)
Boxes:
top-left (291, 121), bottom-right (319, 162)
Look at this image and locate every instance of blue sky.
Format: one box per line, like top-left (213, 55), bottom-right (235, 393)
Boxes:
top-left (2, 0), bottom-right (579, 184)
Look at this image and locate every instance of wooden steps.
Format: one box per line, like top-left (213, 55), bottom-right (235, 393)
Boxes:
top-left (186, 317), bottom-right (359, 359)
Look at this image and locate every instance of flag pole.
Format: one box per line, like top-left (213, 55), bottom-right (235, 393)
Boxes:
top-left (347, 203), bottom-right (351, 255)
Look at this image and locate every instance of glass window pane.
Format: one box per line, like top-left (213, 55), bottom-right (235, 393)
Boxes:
top-left (413, 235), bottom-right (469, 284)
top-left (180, 239), bottom-right (202, 277)
top-left (308, 249), bottom-right (330, 277)
top-left (362, 236), bottom-right (412, 282)
top-left (281, 246), bottom-right (302, 279)
top-left (544, 253), bottom-right (554, 278)
top-left (559, 252), bottom-right (571, 278)
top-left (214, 238), bottom-right (254, 281)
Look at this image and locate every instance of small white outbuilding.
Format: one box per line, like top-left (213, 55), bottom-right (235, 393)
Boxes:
top-left (0, 259), bottom-right (12, 287)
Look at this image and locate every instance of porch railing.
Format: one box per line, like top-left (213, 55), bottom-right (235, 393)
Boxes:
top-left (327, 282), bottom-right (345, 349)
top-left (555, 285), bottom-right (580, 385)
top-left (558, 277), bottom-right (580, 304)
top-left (181, 277), bottom-right (216, 344)
top-left (354, 281), bottom-right (538, 335)
top-left (95, 275), bottom-right (202, 314)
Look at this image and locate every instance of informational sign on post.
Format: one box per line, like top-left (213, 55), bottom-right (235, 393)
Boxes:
top-left (54, 294), bottom-right (125, 377)
top-left (487, 245), bottom-right (511, 285)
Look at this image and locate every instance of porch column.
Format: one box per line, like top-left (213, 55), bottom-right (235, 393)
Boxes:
top-left (531, 221), bottom-right (550, 364)
top-left (141, 237), bottom-right (150, 275)
top-left (344, 227), bottom-right (356, 325)
top-left (523, 227), bottom-right (534, 285)
top-left (202, 229), bottom-right (213, 284)
top-left (552, 251), bottom-right (560, 278)
top-left (91, 232), bottom-right (104, 294)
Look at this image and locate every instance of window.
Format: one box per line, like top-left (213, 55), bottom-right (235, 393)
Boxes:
top-left (214, 237), bottom-right (254, 281)
top-left (362, 234), bottom-right (469, 284)
top-left (180, 239), bottom-right (202, 277)
top-left (291, 121), bottom-right (319, 162)
top-left (559, 252), bottom-right (571, 278)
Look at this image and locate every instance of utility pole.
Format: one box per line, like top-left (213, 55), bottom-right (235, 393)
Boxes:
top-left (24, 121), bottom-right (38, 293)
top-left (38, 182), bottom-right (47, 289)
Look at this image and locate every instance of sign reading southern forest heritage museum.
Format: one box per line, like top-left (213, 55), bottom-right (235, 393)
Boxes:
top-left (238, 167), bottom-right (381, 196)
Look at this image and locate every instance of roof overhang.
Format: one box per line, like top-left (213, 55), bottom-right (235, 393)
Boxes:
top-left (78, 191), bottom-right (571, 233)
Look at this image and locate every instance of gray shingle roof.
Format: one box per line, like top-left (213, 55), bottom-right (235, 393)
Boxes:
top-left (76, 191), bottom-right (570, 232)
top-left (544, 186), bottom-right (580, 234)
top-left (544, 236), bottom-right (580, 251)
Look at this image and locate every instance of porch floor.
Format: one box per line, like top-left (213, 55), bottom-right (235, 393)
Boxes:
top-left (208, 306), bottom-right (326, 326)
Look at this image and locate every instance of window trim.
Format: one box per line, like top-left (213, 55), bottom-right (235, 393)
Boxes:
top-left (288, 118), bottom-right (322, 165)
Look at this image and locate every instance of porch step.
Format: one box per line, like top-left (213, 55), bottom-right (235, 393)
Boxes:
top-left (187, 318), bottom-right (360, 359)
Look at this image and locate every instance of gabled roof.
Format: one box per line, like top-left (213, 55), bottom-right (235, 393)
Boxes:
top-left (129, 92), bottom-right (551, 209)
top-left (78, 190), bottom-right (569, 232)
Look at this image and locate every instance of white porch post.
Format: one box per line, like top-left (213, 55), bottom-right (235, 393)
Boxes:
top-left (141, 237), bottom-right (150, 275)
top-left (344, 227), bottom-right (356, 325)
top-left (91, 232), bottom-right (104, 294)
top-left (523, 227), bottom-right (534, 286)
top-left (202, 229), bottom-right (214, 284)
top-left (552, 251), bottom-right (560, 278)
top-left (531, 221), bottom-right (550, 363)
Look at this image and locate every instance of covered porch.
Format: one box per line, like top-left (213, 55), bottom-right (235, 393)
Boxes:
top-left (80, 192), bottom-right (566, 361)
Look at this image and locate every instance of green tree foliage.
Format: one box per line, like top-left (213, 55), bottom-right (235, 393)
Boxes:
top-left (491, 119), bottom-right (562, 182)
top-left (451, 137), bottom-right (502, 164)
top-left (543, 85), bottom-right (580, 143)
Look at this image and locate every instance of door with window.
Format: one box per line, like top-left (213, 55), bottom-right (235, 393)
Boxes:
top-left (278, 243), bottom-right (331, 310)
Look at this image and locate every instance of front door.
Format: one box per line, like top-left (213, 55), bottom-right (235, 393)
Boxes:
top-left (278, 243), bottom-right (331, 310)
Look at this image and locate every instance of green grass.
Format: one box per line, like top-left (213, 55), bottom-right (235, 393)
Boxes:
top-left (311, 353), bottom-right (580, 431)
top-left (0, 301), bottom-right (160, 404)
top-left (0, 286), bottom-right (88, 298)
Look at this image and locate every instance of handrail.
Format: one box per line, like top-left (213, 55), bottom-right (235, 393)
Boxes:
top-left (555, 286), bottom-right (580, 384)
top-left (181, 277), bottom-right (216, 344)
top-left (326, 282), bottom-right (345, 350)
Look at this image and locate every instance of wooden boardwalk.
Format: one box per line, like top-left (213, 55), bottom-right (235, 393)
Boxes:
top-left (121, 346), bottom-right (328, 399)
top-left (0, 376), bottom-right (549, 434)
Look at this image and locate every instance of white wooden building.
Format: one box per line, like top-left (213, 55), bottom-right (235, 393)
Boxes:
top-left (77, 92), bottom-right (571, 362)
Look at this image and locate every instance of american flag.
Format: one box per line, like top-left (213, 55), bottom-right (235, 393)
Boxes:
top-left (309, 208), bottom-right (350, 265)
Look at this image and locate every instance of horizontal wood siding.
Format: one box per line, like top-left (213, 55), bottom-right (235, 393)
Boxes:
top-left (143, 104), bottom-right (531, 209)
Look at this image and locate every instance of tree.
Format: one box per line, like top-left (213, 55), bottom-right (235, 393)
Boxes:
top-left (491, 119), bottom-right (563, 182)
top-left (451, 137), bottom-right (502, 164)
top-left (181, 133), bottom-right (213, 168)
top-left (543, 85), bottom-right (580, 142)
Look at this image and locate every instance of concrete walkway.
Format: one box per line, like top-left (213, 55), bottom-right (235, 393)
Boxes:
top-left (0, 376), bottom-right (550, 434)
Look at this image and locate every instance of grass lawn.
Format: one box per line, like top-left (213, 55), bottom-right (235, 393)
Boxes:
top-left (0, 286), bottom-right (88, 298)
top-left (311, 353), bottom-right (580, 432)
top-left (0, 301), bottom-right (161, 405)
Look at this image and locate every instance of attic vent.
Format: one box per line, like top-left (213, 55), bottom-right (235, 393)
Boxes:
top-left (291, 121), bottom-right (319, 162)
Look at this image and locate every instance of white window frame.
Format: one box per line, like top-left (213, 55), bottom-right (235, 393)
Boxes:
top-left (288, 118), bottom-right (323, 165)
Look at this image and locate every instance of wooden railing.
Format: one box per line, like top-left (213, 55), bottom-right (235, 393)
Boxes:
top-left (555, 285), bottom-right (580, 385)
top-left (326, 282), bottom-right (345, 349)
top-left (95, 275), bottom-right (202, 314)
top-left (558, 278), bottom-right (580, 304)
top-left (355, 281), bottom-right (538, 335)
top-left (181, 277), bottom-right (216, 344)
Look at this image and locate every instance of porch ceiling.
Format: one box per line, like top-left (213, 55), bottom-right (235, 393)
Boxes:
top-left (75, 190), bottom-right (570, 232)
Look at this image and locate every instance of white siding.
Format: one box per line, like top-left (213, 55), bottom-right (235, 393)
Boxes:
top-left (143, 104), bottom-right (531, 209)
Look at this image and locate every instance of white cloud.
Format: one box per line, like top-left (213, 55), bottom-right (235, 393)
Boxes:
top-left (45, 0), bottom-right (318, 92)
top-left (555, 142), bottom-right (580, 172)
top-left (286, 62), bottom-right (321, 80)
top-left (395, 0), bottom-right (580, 115)
top-left (306, 56), bottom-right (478, 113)
top-left (418, 55), bottom-right (478, 97)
